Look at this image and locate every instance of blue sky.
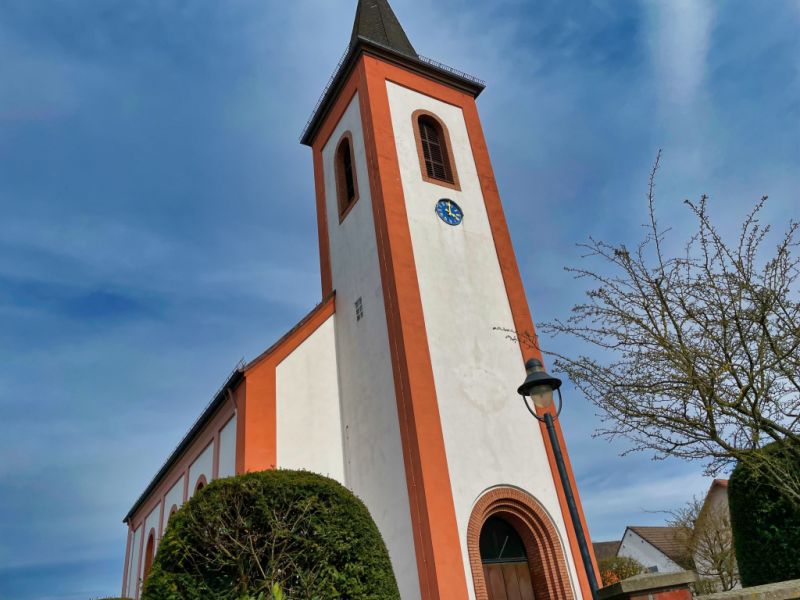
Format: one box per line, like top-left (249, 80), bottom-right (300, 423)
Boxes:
top-left (0, 1), bottom-right (798, 598)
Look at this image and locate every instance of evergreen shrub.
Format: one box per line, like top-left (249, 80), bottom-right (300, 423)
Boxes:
top-left (142, 470), bottom-right (399, 600)
top-left (728, 443), bottom-right (800, 586)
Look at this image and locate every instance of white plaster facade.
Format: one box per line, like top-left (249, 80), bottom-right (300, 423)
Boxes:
top-left (161, 475), bottom-right (184, 534)
top-left (125, 525), bottom-right (142, 597)
top-left (188, 441), bottom-right (213, 498)
top-left (320, 92), bottom-right (421, 599)
top-left (617, 528), bottom-right (683, 574)
top-left (218, 415), bottom-right (237, 479)
top-left (276, 314), bottom-right (345, 481)
top-left (385, 80), bottom-right (583, 598)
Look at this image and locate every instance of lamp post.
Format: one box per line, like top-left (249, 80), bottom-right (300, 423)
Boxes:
top-left (517, 358), bottom-right (599, 600)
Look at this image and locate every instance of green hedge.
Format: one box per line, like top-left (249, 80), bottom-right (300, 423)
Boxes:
top-left (728, 443), bottom-right (800, 586)
top-left (141, 470), bottom-right (399, 600)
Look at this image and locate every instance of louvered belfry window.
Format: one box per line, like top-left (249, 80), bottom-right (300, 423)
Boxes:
top-left (418, 116), bottom-right (454, 183)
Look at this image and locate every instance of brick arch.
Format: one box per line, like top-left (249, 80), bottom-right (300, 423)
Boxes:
top-left (468, 487), bottom-right (575, 600)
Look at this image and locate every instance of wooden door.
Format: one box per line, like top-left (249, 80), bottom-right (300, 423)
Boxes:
top-left (483, 561), bottom-right (535, 600)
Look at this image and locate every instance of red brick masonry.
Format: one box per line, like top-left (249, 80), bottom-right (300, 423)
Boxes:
top-left (467, 487), bottom-right (576, 600)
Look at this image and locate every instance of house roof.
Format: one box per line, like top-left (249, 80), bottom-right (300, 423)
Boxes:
top-left (351, 0), bottom-right (416, 58)
top-left (627, 526), bottom-right (693, 568)
top-left (593, 540), bottom-right (621, 562)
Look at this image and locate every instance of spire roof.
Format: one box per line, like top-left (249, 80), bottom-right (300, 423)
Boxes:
top-left (351, 0), bottom-right (416, 58)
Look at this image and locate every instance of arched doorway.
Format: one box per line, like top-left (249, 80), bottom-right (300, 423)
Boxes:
top-left (480, 515), bottom-right (535, 599)
top-left (468, 487), bottom-right (575, 600)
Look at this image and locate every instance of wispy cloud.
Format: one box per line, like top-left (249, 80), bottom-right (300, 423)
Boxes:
top-left (0, 1), bottom-right (798, 598)
top-left (646, 0), bottom-right (715, 108)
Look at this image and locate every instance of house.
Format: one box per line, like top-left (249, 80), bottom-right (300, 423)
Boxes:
top-left (118, 1), bottom-right (599, 598)
top-left (617, 526), bottom-right (692, 574)
top-left (593, 540), bottom-right (622, 563)
top-left (692, 479), bottom-right (739, 591)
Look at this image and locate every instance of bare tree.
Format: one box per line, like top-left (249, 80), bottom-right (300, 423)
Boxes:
top-left (504, 152), bottom-right (800, 504)
top-left (667, 497), bottom-right (739, 591)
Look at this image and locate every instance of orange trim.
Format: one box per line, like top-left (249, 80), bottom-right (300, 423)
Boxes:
top-left (234, 380), bottom-right (247, 474)
top-left (310, 69), bottom-right (362, 298)
top-left (305, 47), bottom-right (597, 598)
top-left (239, 294), bottom-right (336, 473)
top-left (135, 522), bottom-right (146, 599)
top-left (182, 467), bottom-right (189, 503)
top-left (357, 54), bottom-right (469, 600)
top-left (459, 97), bottom-right (601, 594)
top-left (211, 429), bottom-right (220, 480)
top-left (357, 56), bottom-right (597, 597)
top-left (313, 149), bottom-right (333, 296)
top-left (156, 495), bottom-right (165, 542)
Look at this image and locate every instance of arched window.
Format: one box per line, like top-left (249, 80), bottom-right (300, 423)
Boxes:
top-left (142, 530), bottom-right (156, 583)
top-left (195, 475), bottom-right (207, 494)
top-left (335, 133), bottom-right (359, 220)
top-left (413, 111), bottom-right (459, 189)
top-left (480, 516), bottom-right (528, 564)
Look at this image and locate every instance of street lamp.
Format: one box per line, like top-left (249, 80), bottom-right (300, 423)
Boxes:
top-left (517, 358), bottom-right (600, 599)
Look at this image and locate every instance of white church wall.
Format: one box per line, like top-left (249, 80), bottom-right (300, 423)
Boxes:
top-left (618, 529), bottom-right (682, 574)
top-left (385, 81), bottom-right (583, 598)
top-left (161, 474), bottom-right (184, 535)
top-left (126, 525), bottom-right (142, 598)
top-left (188, 441), bottom-right (214, 498)
top-left (321, 92), bottom-right (421, 600)
top-left (217, 414), bottom-right (237, 479)
top-left (276, 314), bottom-right (345, 481)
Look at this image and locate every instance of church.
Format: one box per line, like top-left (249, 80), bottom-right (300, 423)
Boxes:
top-left (120, 1), bottom-right (599, 598)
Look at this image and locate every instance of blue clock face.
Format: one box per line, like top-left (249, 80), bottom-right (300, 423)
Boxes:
top-left (435, 199), bottom-right (463, 226)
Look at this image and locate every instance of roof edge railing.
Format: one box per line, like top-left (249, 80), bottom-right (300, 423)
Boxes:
top-left (416, 54), bottom-right (486, 87)
top-left (299, 42), bottom-right (485, 143)
top-left (299, 44), bottom-right (353, 144)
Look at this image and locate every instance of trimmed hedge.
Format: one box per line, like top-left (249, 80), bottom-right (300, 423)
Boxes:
top-left (728, 443), bottom-right (800, 586)
top-left (141, 470), bottom-right (399, 600)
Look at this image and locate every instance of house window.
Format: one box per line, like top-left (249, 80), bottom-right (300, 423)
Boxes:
top-left (335, 133), bottom-right (359, 220)
top-left (413, 111), bottom-right (459, 189)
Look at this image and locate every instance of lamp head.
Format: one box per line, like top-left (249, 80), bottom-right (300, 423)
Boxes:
top-left (517, 358), bottom-right (562, 409)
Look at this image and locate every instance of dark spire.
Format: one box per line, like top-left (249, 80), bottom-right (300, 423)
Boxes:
top-left (350, 0), bottom-right (416, 58)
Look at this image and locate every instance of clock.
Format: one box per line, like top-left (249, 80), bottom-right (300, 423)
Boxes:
top-left (435, 198), bottom-right (463, 226)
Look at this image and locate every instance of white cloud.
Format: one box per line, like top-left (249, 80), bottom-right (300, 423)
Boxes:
top-left (646, 0), bottom-right (715, 108)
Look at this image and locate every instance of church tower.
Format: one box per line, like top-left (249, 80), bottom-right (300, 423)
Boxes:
top-left (300, 2), bottom-right (599, 599)
top-left (119, 2), bottom-right (599, 598)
